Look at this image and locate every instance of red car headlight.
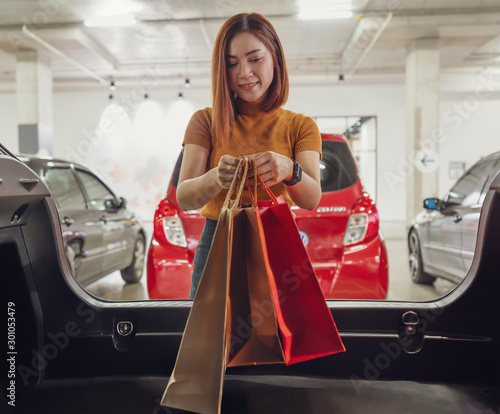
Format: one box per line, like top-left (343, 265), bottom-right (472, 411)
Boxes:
top-left (343, 193), bottom-right (379, 246)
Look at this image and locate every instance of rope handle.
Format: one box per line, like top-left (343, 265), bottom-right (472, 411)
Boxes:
top-left (222, 157), bottom-right (246, 209)
top-left (245, 158), bottom-right (278, 206)
top-left (233, 158), bottom-right (250, 206)
top-left (222, 156), bottom-right (280, 209)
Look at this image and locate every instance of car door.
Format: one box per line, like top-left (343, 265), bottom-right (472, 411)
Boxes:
top-left (428, 159), bottom-right (495, 281)
top-left (75, 168), bottom-right (136, 275)
top-left (43, 165), bottom-right (103, 283)
top-left (461, 157), bottom-right (500, 274)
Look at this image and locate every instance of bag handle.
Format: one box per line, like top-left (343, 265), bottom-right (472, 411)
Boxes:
top-left (222, 156), bottom-right (280, 209)
top-left (245, 158), bottom-right (278, 206)
top-left (222, 157), bottom-right (248, 209)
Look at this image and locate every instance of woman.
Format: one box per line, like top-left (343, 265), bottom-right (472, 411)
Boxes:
top-left (177, 12), bottom-right (323, 299)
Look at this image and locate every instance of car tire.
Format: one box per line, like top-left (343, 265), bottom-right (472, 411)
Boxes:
top-left (408, 229), bottom-right (436, 285)
top-left (121, 233), bottom-right (146, 284)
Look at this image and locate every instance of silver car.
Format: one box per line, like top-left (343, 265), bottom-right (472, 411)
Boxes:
top-left (20, 155), bottom-right (146, 287)
top-left (408, 152), bottom-right (500, 284)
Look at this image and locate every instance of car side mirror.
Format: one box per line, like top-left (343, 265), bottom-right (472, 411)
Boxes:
top-left (118, 196), bottom-right (126, 209)
top-left (104, 197), bottom-right (126, 210)
top-left (423, 198), bottom-right (441, 210)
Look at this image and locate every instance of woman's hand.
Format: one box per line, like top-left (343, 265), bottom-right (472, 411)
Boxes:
top-left (216, 154), bottom-right (240, 189)
top-left (248, 151), bottom-right (294, 188)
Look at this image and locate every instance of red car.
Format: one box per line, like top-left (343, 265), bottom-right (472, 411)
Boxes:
top-left (147, 134), bottom-right (388, 300)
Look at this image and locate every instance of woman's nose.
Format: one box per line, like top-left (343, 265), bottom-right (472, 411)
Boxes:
top-left (239, 62), bottom-right (252, 78)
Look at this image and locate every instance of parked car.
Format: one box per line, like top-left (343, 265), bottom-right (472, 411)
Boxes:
top-left (147, 133), bottom-right (388, 300)
top-left (408, 151), bottom-right (500, 285)
top-left (19, 154), bottom-right (146, 286)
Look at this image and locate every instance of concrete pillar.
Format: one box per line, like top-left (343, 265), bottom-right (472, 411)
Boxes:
top-left (406, 38), bottom-right (440, 227)
top-left (16, 50), bottom-right (53, 155)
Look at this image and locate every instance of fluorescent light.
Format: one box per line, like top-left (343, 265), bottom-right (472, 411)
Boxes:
top-left (298, 1), bottom-right (353, 20)
top-left (298, 10), bottom-right (353, 20)
top-left (84, 13), bottom-right (136, 27)
top-left (98, 3), bottom-right (142, 16)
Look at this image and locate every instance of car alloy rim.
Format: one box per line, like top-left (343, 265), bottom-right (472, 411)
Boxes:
top-left (408, 232), bottom-right (419, 278)
top-left (134, 238), bottom-right (145, 276)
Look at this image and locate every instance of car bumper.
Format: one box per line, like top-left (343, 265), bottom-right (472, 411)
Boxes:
top-left (147, 234), bottom-right (389, 301)
top-left (147, 240), bottom-right (193, 299)
top-left (316, 234), bottom-right (388, 300)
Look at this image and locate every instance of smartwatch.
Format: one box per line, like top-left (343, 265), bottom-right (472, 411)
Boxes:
top-left (282, 159), bottom-right (302, 186)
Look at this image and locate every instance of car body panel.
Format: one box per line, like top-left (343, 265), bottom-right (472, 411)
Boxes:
top-left (426, 207), bottom-right (465, 280)
top-left (148, 133), bottom-right (388, 300)
top-left (410, 152), bottom-right (500, 284)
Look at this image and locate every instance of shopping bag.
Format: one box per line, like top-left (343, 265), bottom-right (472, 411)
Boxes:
top-left (254, 172), bottom-right (346, 364)
top-left (226, 205), bottom-right (285, 367)
top-left (161, 158), bottom-right (284, 414)
top-left (160, 203), bottom-right (231, 414)
top-left (226, 158), bottom-right (284, 367)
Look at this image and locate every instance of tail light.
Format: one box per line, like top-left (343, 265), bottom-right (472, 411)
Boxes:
top-left (343, 193), bottom-right (379, 246)
top-left (153, 199), bottom-right (187, 247)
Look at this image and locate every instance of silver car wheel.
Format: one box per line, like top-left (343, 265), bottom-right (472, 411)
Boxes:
top-left (133, 237), bottom-right (145, 276)
top-left (408, 232), bottom-right (420, 279)
top-left (120, 234), bottom-right (146, 283)
top-left (408, 229), bottom-right (436, 285)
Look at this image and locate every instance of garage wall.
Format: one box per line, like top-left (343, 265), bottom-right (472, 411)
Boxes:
top-left (49, 81), bottom-right (408, 234)
top-left (52, 86), bottom-right (210, 223)
top-left (0, 93), bottom-right (19, 153)
top-left (439, 96), bottom-right (500, 198)
top-left (285, 82), bottom-right (407, 237)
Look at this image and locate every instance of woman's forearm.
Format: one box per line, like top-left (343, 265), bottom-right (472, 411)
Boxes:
top-left (285, 172), bottom-right (322, 210)
top-left (176, 167), bottom-right (221, 211)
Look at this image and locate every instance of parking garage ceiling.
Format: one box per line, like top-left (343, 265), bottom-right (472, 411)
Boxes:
top-left (1, 0), bottom-right (500, 88)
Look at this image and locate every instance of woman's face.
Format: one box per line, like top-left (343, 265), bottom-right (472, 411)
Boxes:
top-left (226, 32), bottom-right (274, 104)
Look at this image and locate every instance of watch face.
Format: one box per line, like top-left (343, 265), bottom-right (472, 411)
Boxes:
top-left (283, 160), bottom-right (302, 186)
top-left (295, 162), bottom-right (302, 181)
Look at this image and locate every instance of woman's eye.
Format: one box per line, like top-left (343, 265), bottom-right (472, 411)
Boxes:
top-left (227, 62), bottom-right (237, 67)
top-left (251, 57), bottom-right (262, 63)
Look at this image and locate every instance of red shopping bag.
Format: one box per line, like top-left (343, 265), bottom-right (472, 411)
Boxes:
top-left (254, 175), bottom-right (345, 364)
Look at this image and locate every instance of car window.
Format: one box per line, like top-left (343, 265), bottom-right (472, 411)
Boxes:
top-left (172, 152), bottom-right (183, 189)
top-left (478, 158), bottom-right (500, 205)
top-left (44, 168), bottom-right (87, 210)
top-left (76, 170), bottom-right (116, 210)
top-left (446, 159), bottom-right (496, 207)
top-left (320, 140), bottom-right (358, 192)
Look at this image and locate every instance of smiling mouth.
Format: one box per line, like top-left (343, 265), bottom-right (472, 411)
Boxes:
top-left (239, 82), bottom-right (258, 89)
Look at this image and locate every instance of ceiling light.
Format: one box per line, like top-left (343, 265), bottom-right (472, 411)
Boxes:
top-left (178, 92), bottom-right (183, 100)
top-left (298, 1), bottom-right (353, 20)
top-left (97, 3), bottom-right (142, 16)
top-left (84, 13), bottom-right (136, 27)
top-left (339, 74), bottom-right (345, 82)
top-left (109, 81), bottom-right (116, 91)
top-left (298, 10), bottom-right (352, 20)
top-left (185, 78), bottom-right (191, 88)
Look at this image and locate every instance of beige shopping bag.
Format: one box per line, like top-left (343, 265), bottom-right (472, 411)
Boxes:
top-left (161, 158), bottom-right (284, 414)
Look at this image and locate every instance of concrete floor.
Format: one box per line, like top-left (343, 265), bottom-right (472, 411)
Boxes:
top-left (85, 234), bottom-right (457, 302)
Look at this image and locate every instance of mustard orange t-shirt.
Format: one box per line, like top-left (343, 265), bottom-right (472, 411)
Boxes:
top-left (182, 100), bottom-right (322, 220)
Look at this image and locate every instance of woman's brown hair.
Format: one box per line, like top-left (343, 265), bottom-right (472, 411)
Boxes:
top-left (211, 13), bottom-right (289, 145)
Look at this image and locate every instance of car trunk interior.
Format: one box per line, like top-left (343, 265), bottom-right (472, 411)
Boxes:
top-left (3, 152), bottom-right (500, 413)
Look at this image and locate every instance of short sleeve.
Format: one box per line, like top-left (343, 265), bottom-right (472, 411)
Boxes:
top-left (293, 115), bottom-right (322, 160)
top-left (182, 108), bottom-right (212, 152)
